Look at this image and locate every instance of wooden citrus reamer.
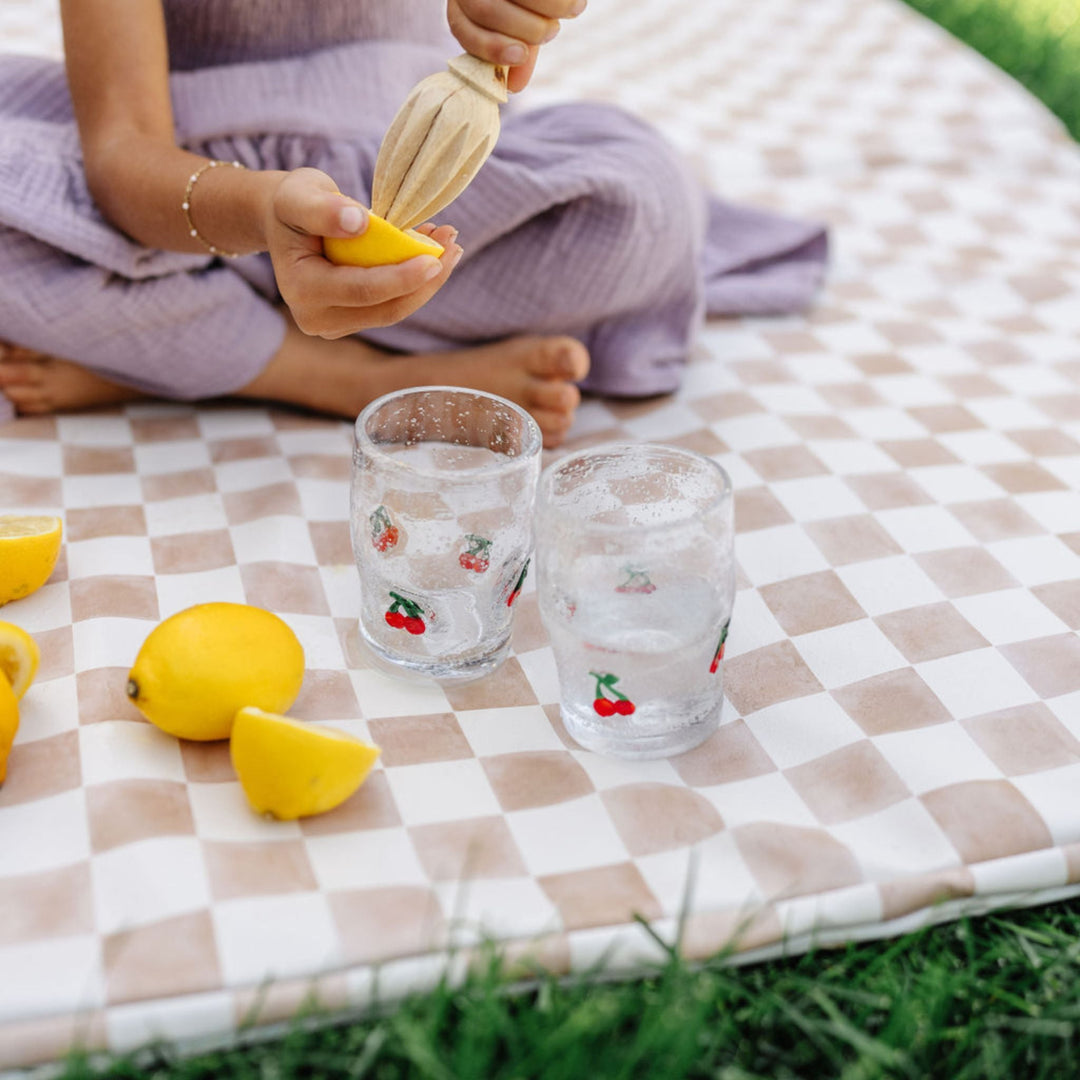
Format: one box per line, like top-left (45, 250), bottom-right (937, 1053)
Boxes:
top-left (370, 55), bottom-right (509, 230)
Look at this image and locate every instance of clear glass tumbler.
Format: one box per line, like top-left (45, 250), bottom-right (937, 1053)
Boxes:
top-left (536, 443), bottom-right (735, 759)
top-left (351, 387), bottom-right (541, 683)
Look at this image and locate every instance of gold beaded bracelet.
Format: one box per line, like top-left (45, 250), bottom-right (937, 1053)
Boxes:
top-left (181, 159), bottom-right (246, 258)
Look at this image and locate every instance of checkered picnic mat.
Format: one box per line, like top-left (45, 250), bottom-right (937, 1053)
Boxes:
top-left (4, 0), bottom-right (1080, 1069)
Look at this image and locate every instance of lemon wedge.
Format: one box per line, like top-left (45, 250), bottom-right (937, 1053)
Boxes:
top-left (0, 672), bottom-right (18, 784)
top-left (323, 211), bottom-right (444, 268)
top-left (126, 603), bottom-right (305, 741)
top-left (0, 515), bottom-right (62, 607)
top-left (0, 621), bottom-right (39, 701)
top-left (231, 707), bottom-right (381, 820)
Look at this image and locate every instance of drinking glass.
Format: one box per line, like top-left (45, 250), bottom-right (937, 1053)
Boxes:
top-left (536, 443), bottom-right (735, 758)
top-left (351, 387), bottom-right (541, 683)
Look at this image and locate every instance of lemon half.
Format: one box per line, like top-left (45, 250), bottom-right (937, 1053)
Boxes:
top-left (0, 515), bottom-right (62, 607)
top-left (126, 603), bottom-right (305, 741)
top-left (231, 707), bottom-right (381, 820)
top-left (0, 672), bottom-right (18, 784)
top-left (323, 211), bottom-right (444, 268)
top-left (0, 622), bottom-right (39, 700)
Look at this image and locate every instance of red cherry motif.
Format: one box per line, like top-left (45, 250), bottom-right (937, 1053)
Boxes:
top-left (370, 507), bottom-right (399, 552)
top-left (590, 671), bottom-right (635, 716)
top-left (385, 591), bottom-right (426, 635)
top-left (460, 535), bottom-right (492, 574)
top-left (615, 568), bottom-right (656, 595)
top-left (506, 558), bottom-right (531, 607)
top-left (374, 526), bottom-right (399, 553)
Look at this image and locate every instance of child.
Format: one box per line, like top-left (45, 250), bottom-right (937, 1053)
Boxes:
top-left (0, 0), bottom-right (827, 447)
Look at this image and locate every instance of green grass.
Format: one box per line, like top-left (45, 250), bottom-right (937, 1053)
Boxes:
top-left (901, 0), bottom-right (1080, 139)
top-left (61, 901), bottom-right (1080, 1079)
top-left (47, 4), bottom-right (1080, 1077)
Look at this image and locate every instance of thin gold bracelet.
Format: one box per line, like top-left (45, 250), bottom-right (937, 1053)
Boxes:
top-left (182, 159), bottom-right (246, 258)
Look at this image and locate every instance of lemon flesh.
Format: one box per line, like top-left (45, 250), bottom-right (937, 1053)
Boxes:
top-left (0, 621), bottom-right (39, 700)
top-left (231, 707), bottom-right (381, 820)
top-left (0, 673), bottom-right (19, 784)
top-left (0, 515), bottom-right (62, 607)
top-left (323, 211), bottom-right (444, 268)
top-left (126, 603), bottom-right (305, 741)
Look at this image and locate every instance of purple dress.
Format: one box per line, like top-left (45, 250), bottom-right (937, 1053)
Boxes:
top-left (0, 0), bottom-right (827, 411)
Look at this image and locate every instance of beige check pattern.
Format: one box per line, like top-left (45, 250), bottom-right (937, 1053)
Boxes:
top-left (4, 0), bottom-right (1080, 1069)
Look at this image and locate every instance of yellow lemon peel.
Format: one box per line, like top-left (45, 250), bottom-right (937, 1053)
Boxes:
top-left (126, 603), bottom-right (305, 741)
top-left (323, 211), bottom-right (444, 268)
top-left (0, 621), bottom-right (39, 701)
top-left (0, 515), bottom-right (62, 607)
top-left (230, 707), bottom-right (381, 820)
top-left (0, 672), bottom-right (18, 785)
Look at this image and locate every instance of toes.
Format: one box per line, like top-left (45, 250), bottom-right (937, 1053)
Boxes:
top-left (1, 383), bottom-right (47, 414)
top-left (528, 407), bottom-right (575, 449)
top-left (0, 360), bottom-right (43, 388)
top-left (0, 345), bottom-right (40, 365)
top-left (528, 378), bottom-right (580, 415)
top-left (528, 337), bottom-right (590, 382)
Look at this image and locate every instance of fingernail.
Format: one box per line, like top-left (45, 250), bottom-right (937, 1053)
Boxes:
top-left (451, 247), bottom-right (464, 269)
top-left (423, 258), bottom-right (443, 280)
top-left (570, 0), bottom-right (587, 15)
top-left (338, 205), bottom-right (366, 234)
top-left (542, 23), bottom-right (560, 43)
top-left (503, 43), bottom-right (528, 65)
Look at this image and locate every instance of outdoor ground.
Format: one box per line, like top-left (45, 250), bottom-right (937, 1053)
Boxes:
top-left (41, 0), bottom-right (1080, 1076)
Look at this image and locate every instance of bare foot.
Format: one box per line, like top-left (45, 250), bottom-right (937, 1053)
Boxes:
top-left (0, 322), bottom-right (591, 448)
top-left (0, 344), bottom-right (145, 414)
top-left (240, 319), bottom-right (590, 448)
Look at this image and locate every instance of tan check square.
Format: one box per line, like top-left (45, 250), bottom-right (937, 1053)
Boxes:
top-left (87, 780), bottom-right (194, 853)
top-left (0, 731), bottom-right (81, 809)
top-left (203, 840), bottom-right (318, 901)
top-left (66, 505), bottom-right (147, 542)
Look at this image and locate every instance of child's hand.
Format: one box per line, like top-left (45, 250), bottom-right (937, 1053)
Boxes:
top-left (447, 0), bottom-right (586, 92)
top-left (264, 168), bottom-right (462, 339)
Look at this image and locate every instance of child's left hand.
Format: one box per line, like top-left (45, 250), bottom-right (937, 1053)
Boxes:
top-left (447, 0), bottom-right (586, 93)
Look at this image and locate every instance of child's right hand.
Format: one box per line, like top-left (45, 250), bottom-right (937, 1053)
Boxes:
top-left (447, 0), bottom-right (587, 92)
top-left (263, 168), bottom-right (462, 340)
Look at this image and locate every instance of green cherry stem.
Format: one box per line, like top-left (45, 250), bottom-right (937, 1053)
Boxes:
top-left (388, 591), bottom-right (422, 618)
top-left (589, 671), bottom-right (628, 701)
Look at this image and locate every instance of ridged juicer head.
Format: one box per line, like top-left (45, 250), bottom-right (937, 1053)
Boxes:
top-left (371, 55), bottom-right (509, 231)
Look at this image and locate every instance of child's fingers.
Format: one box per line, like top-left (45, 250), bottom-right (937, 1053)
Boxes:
top-left (506, 48), bottom-right (540, 93)
top-left (448, 4), bottom-right (553, 66)
top-left (275, 168), bottom-right (369, 241)
top-left (527, 0), bottom-right (588, 16)
top-left (290, 243), bottom-right (462, 337)
top-left (304, 258), bottom-right (441, 313)
top-left (475, 2), bottom-right (556, 46)
top-left (415, 223), bottom-right (459, 249)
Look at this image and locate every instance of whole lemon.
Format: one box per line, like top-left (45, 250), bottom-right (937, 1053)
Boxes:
top-left (126, 603), bottom-right (305, 741)
top-left (0, 515), bottom-right (63, 607)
